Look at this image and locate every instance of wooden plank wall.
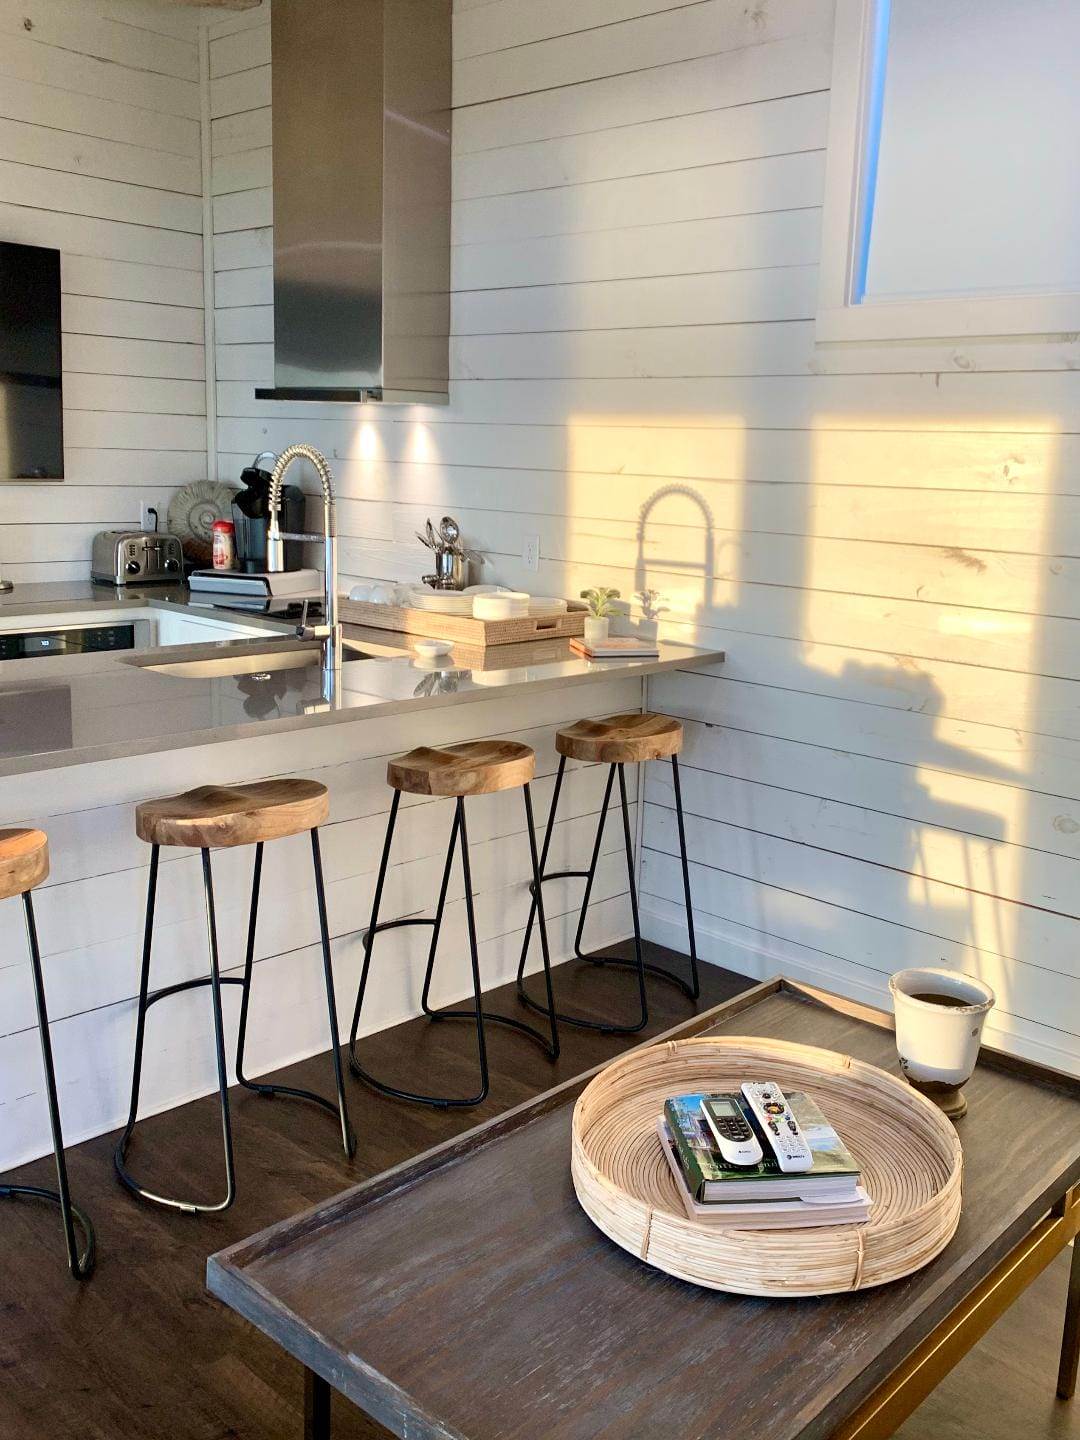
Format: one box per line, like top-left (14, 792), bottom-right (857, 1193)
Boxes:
top-left (209, 0), bottom-right (1080, 1076)
top-left (0, 678), bottom-right (639, 1168)
top-left (0, 0), bottom-right (207, 581)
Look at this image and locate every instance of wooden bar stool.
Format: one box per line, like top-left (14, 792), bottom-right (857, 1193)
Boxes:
top-left (114, 780), bottom-right (355, 1214)
top-left (515, 712), bottom-right (699, 1034)
top-left (0, 829), bottom-right (95, 1278)
top-left (348, 740), bottom-right (559, 1108)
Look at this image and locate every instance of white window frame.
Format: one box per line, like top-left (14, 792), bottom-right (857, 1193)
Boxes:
top-left (817, 0), bottom-right (1080, 343)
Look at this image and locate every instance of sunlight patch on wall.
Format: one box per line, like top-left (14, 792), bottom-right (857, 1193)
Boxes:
top-left (567, 418), bottom-right (744, 633)
top-left (802, 420), bottom-right (1063, 979)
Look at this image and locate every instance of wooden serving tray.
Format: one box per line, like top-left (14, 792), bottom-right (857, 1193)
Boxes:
top-left (338, 596), bottom-right (587, 646)
top-left (573, 1033), bottom-right (962, 1296)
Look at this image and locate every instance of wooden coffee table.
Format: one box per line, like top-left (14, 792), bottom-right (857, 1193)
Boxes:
top-left (207, 978), bottom-right (1080, 1439)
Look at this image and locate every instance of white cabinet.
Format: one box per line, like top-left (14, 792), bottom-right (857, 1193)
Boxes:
top-left (151, 609), bottom-right (276, 647)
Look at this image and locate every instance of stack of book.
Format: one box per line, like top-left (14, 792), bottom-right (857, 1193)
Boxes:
top-left (569, 635), bottom-right (659, 660)
top-left (659, 1091), bottom-right (870, 1228)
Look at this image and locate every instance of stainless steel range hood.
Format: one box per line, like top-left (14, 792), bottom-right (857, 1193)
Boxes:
top-left (255, 0), bottom-right (451, 405)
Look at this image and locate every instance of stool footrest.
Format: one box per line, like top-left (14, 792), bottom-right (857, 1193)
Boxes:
top-left (236, 1076), bottom-right (352, 1126)
top-left (0, 1184), bottom-right (95, 1278)
top-left (426, 1003), bottom-right (557, 1051)
top-left (348, 1057), bottom-right (480, 1109)
top-left (517, 951), bottom-right (696, 1036)
top-left (517, 977), bottom-right (646, 1035)
top-left (528, 869), bottom-right (591, 888)
top-left (363, 916), bottom-right (437, 946)
top-left (145, 974), bottom-right (245, 1008)
top-left (582, 952), bottom-right (698, 996)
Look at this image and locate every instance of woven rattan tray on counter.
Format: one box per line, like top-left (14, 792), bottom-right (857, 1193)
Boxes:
top-left (571, 1033), bottom-right (963, 1297)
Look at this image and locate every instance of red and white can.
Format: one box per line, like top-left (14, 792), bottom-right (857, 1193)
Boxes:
top-left (212, 519), bottom-right (235, 570)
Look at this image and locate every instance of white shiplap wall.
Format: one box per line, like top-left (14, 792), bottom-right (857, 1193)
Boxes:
top-left (0, 0), bottom-right (208, 581)
top-left (209, 0), bottom-right (1080, 1076)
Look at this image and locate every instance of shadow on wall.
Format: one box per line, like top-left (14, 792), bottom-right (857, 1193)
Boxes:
top-left (327, 389), bottom-right (1076, 1063)
top-left (555, 411), bottom-right (1073, 1058)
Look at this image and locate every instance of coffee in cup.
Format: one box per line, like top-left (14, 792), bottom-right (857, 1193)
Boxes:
top-left (888, 966), bottom-right (995, 1119)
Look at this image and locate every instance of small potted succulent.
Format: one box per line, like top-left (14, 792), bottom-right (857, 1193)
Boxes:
top-left (580, 586), bottom-right (621, 646)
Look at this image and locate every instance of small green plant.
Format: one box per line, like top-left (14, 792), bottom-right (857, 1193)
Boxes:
top-left (580, 586), bottom-right (621, 618)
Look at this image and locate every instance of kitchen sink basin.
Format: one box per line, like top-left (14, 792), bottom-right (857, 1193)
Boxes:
top-left (132, 640), bottom-right (380, 680)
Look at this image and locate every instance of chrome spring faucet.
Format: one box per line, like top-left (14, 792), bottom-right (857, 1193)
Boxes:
top-left (266, 444), bottom-right (340, 654)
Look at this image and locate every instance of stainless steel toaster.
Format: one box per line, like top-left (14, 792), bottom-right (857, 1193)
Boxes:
top-left (91, 530), bottom-right (184, 585)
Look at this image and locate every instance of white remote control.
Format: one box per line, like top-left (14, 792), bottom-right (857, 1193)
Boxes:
top-left (700, 1094), bottom-right (763, 1168)
top-left (740, 1080), bottom-right (814, 1173)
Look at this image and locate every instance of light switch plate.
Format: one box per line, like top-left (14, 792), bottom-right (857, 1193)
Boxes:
top-left (523, 533), bottom-right (540, 571)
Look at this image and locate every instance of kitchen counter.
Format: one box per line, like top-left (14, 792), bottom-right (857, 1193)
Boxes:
top-left (0, 583), bottom-right (723, 777)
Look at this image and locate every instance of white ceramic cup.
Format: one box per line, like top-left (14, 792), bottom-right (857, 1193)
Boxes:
top-left (889, 966), bottom-right (995, 1119)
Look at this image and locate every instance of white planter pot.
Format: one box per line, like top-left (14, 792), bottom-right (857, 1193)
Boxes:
top-left (583, 616), bottom-right (609, 646)
top-left (889, 966), bottom-right (995, 1118)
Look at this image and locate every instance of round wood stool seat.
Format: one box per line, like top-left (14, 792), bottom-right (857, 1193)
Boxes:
top-left (135, 780), bottom-right (329, 849)
top-left (119, 775), bottom-right (353, 1215)
top-left (387, 740), bottom-right (535, 797)
top-left (0, 828), bottom-right (49, 900)
top-left (556, 712), bottom-right (683, 765)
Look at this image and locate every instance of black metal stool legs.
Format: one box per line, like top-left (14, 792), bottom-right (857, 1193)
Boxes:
top-left (116, 832), bottom-right (357, 1213)
top-left (349, 787), bottom-right (559, 1108)
top-left (0, 891), bottom-right (95, 1279)
top-left (516, 753), bottom-right (699, 1034)
top-left (115, 846), bottom-right (239, 1214)
top-left (235, 833), bottom-right (356, 1159)
top-left (669, 754), bottom-right (700, 999)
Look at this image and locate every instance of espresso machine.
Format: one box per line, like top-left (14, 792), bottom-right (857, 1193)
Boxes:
top-left (231, 451), bottom-right (305, 572)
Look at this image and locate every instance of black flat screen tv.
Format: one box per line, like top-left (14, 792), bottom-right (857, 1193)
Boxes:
top-left (0, 241), bottom-right (63, 480)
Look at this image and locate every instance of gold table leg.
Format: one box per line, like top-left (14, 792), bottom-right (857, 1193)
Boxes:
top-left (1058, 1236), bottom-right (1080, 1400)
top-left (834, 1186), bottom-right (1080, 1439)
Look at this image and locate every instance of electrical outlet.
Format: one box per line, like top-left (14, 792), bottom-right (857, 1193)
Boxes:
top-left (523, 533), bottom-right (540, 572)
top-left (140, 501), bottom-right (159, 534)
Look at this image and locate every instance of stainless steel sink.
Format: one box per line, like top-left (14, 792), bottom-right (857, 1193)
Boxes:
top-left (132, 640), bottom-right (381, 680)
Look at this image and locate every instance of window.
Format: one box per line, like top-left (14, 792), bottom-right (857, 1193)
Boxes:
top-left (817, 0), bottom-right (1080, 341)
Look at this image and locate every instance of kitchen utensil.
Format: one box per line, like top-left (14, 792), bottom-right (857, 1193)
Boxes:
top-left (425, 518), bottom-right (438, 551)
top-left (439, 515), bottom-right (461, 550)
top-left (169, 480), bottom-right (239, 567)
top-left (423, 551), bottom-right (469, 590)
top-left (415, 530), bottom-right (435, 549)
top-left (91, 530), bottom-right (184, 585)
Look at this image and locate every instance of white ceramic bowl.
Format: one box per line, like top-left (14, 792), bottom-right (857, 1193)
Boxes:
top-left (413, 638), bottom-right (454, 658)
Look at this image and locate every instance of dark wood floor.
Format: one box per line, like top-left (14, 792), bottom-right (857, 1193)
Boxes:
top-left (1, 947), bottom-right (1076, 1439)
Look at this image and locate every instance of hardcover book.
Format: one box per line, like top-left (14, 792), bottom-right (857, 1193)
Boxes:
top-left (568, 636), bottom-right (660, 659)
top-left (658, 1120), bottom-right (871, 1228)
top-left (662, 1091), bottom-right (862, 1203)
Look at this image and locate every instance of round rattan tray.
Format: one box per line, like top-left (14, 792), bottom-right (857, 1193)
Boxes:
top-left (571, 1034), bottom-right (963, 1297)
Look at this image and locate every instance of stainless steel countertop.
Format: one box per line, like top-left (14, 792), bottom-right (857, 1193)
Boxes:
top-left (0, 583), bottom-right (724, 777)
